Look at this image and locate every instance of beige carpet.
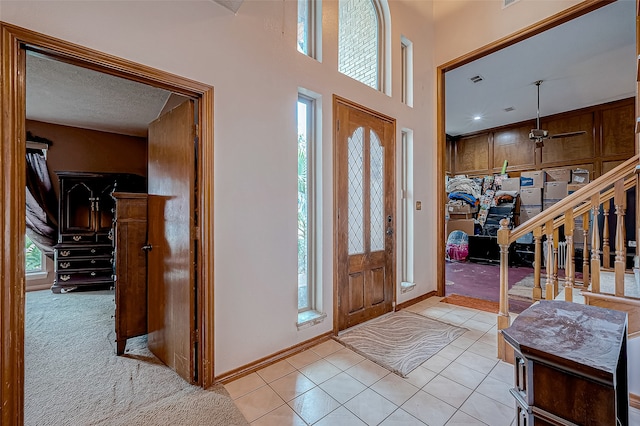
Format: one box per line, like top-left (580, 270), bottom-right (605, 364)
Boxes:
top-left (337, 311), bottom-right (467, 378)
top-left (25, 289), bottom-right (248, 426)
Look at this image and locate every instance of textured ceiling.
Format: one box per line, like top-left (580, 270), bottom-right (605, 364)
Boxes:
top-left (445, 0), bottom-right (636, 136)
top-left (26, 52), bottom-right (172, 137)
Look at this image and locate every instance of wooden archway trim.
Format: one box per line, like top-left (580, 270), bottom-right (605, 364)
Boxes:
top-left (436, 0), bottom-right (613, 297)
top-left (1, 22), bottom-right (215, 425)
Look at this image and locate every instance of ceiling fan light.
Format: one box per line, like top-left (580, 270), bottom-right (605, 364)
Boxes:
top-left (529, 129), bottom-right (548, 140)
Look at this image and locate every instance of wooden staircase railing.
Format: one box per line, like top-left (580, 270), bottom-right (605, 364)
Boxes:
top-left (496, 154), bottom-right (640, 360)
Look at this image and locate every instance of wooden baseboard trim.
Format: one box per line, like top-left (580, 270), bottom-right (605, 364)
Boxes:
top-left (630, 392), bottom-right (640, 410)
top-left (396, 291), bottom-right (437, 311)
top-left (214, 331), bottom-right (333, 384)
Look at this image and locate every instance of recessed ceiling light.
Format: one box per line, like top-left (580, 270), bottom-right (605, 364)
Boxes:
top-left (473, 115), bottom-right (482, 121)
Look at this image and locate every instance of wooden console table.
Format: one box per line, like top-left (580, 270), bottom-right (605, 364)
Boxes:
top-left (502, 300), bottom-right (628, 426)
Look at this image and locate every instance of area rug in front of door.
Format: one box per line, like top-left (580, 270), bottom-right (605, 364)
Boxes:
top-left (336, 311), bottom-right (467, 377)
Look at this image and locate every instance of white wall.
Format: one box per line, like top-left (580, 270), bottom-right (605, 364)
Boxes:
top-left (1, 0), bottom-right (435, 375)
top-left (2, 0), bottom-right (606, 377)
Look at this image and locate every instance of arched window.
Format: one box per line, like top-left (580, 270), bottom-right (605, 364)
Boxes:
top-left (338, 0), bottom-right (387, 91)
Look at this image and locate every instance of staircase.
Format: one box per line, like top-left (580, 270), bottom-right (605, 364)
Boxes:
top-left (496, 154), bottom-right (640, 360)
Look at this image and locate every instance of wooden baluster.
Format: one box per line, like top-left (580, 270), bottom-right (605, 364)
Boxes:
top-left (614, 179), bottom-right (626, 296)
top-left (532, 227), bottom-right (543, 301)
top-left (497, 218), bottom-right (511, 361)
top-left (564, 208), bottom-right (574, 302)
top-left (591, 193), bottom-right (601, 294)
top-left (582, 211), bottom-right (590, 287)
top-left (603, 199), bottom-right (611, 269)
top-left (553, 228), bottom-right (559, 297)
top-left (545, 220), bottom-right (556, 301)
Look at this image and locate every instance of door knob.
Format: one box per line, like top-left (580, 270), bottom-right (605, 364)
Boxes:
top-left (141, 244), bottom-right (153, 251)
top-left (386, 227), bottom-right (393, 236)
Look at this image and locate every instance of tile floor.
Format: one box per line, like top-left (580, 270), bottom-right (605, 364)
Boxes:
top-left (225, 296), bottom-right (640, 425)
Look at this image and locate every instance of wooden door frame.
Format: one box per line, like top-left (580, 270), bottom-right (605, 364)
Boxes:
top-left (436, 0), bottom-right (613, 297)
top-left (332, 95), bottom-right (397, 334)
top-left (0, 22), bottom-right (215, 424)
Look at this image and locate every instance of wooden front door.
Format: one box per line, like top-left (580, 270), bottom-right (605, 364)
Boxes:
top-left (335, 97), bottom-right (396, 332)
top-left (147, 99), bottom-right (198, 384)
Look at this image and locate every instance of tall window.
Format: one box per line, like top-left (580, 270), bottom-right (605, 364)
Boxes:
top-left (297, 95), bottom-right (313, 313)
top-left (298, 0), bottom-right (320, 60)
top-left (401, 130), bottom-right (414, 290)
top-left (338, 0), bottom-right (381, 89)
top-left (25, 234), bottom-right (44, 273)
top-left (401, 36), bottom-right (413, 107)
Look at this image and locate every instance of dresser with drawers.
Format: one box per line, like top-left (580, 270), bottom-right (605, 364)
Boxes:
top-left (51, 172), bottom-right (145, 293)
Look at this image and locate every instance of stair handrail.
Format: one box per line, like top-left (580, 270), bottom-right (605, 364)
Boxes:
top-left (509, 154), bottom-right (639, 244)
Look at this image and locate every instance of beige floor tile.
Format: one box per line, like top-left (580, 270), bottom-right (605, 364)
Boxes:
top-left (319, 371), bottom-right (367, 404)
top-left (422, 374), bottom-right (473, 408)
top-left (257, 360), bottom-right (296, 383)
top-left (462, 318), bottom-right (495, 333)
top-left (459, 392), bottom-right (514, 426)
top-left (456, 351), bottom-right (498, 375)
top-left (445, 411), bottom-right (487, 425)
top-left (401, 390), bottom-right (457, 426)
top-left (299, 358), bottom-right (341, 385)
top-left (448, 307), bottom-right (479, 319)
top-left (450, 336), bottom-right (476, 350)
top-left (403, 365), bottom-right (437, 389)
top-left (287, 349), bottom-right (322, 369)
top-left (379, 408), bottom-right (427, 425)
top-left (225, 372), bottom-right (268, 399)
top-left (466, 340), bottom-right (498, 359)
top-left (235, 385), bottom-right (286, 423)
top-left (250, 404), bottom-right (307, 426)
top-left (475, 376), bottom-right (514, 407)
top-left (421, 354), bottom-right (452, 374)
top-left (344, 388), bottom-right (398, 425)
top-left (489, 361), bottom-right (515, 385)
top-left (289, 387), bottom-right (340, 425)
top-left (370, 373), bottom-right (420, 406)
top-left (419, 306), bottom-right (451, 319)
top-left (314, 406), bottom-right (367, 426)
top-left (325, 348), bottom-right (365, 370)
top-left (471, 311), bottom-right (497, 325)
top-left (345, 359), bottom-right (390, 386)
top-left (269, 371), bottom-right (316, 402)
top-left (310, 339), bottom-right (345, 358)
top-left (438, 312), bottom-right (470, 326)
top-left (478, 331), bottom-right (498, 346)
top-left (461, 329), bottom-right (485, 341)
top-left (440, 361), bottom-right (487, 389)
top-left (437, 344), bottom-right (465, 361)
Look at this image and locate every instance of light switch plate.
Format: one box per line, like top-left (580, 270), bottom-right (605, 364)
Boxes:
top-left (416, 201), bottom-right (422, 210)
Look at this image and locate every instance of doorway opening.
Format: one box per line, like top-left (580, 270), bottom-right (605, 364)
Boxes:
top-left (1, 23), bottom-right (215, 423)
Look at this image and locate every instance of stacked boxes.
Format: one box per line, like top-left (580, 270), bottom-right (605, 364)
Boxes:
top-left (500, 177), bottom-right (521, 192)
top-left (543, 181), bottom-right (568, 210)
top-left (544, 168), bottom-right (571, 183)
top-left (572, 168), bottom-right (590, 184)
top-left (519, 171), bottom-right (544, 223)
top-left (520, 171), bottom-right (546, 188)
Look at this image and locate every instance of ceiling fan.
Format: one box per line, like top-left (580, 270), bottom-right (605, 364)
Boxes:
top-left (529, 80), bottom-right (587, 148)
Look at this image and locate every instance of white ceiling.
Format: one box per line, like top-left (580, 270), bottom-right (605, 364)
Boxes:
top-left (24, 1), bottom-right (636, 139)
top-left (445, 0), bottom-right (636, 137)
top-left (26, 52), bottom-right (172, 137)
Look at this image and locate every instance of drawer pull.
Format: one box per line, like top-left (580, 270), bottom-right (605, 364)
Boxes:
top-left (90, 272), bottom-right (96, 276)
top-left (73, 235), bottom-right (82, 241)
top-left (60, 250), bottom-right (71, 257)
top-left (60, 262), bottom-right (71, 269)
top-left (91, 260), bottom-right (96, 264)
top-left (60, 275), bottom-right (71, 281)
top-left (91, 249), bottom-right (96, 254)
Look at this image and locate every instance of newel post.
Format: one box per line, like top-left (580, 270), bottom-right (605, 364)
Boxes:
top-left (497, 218), bottom-right (511, 361)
